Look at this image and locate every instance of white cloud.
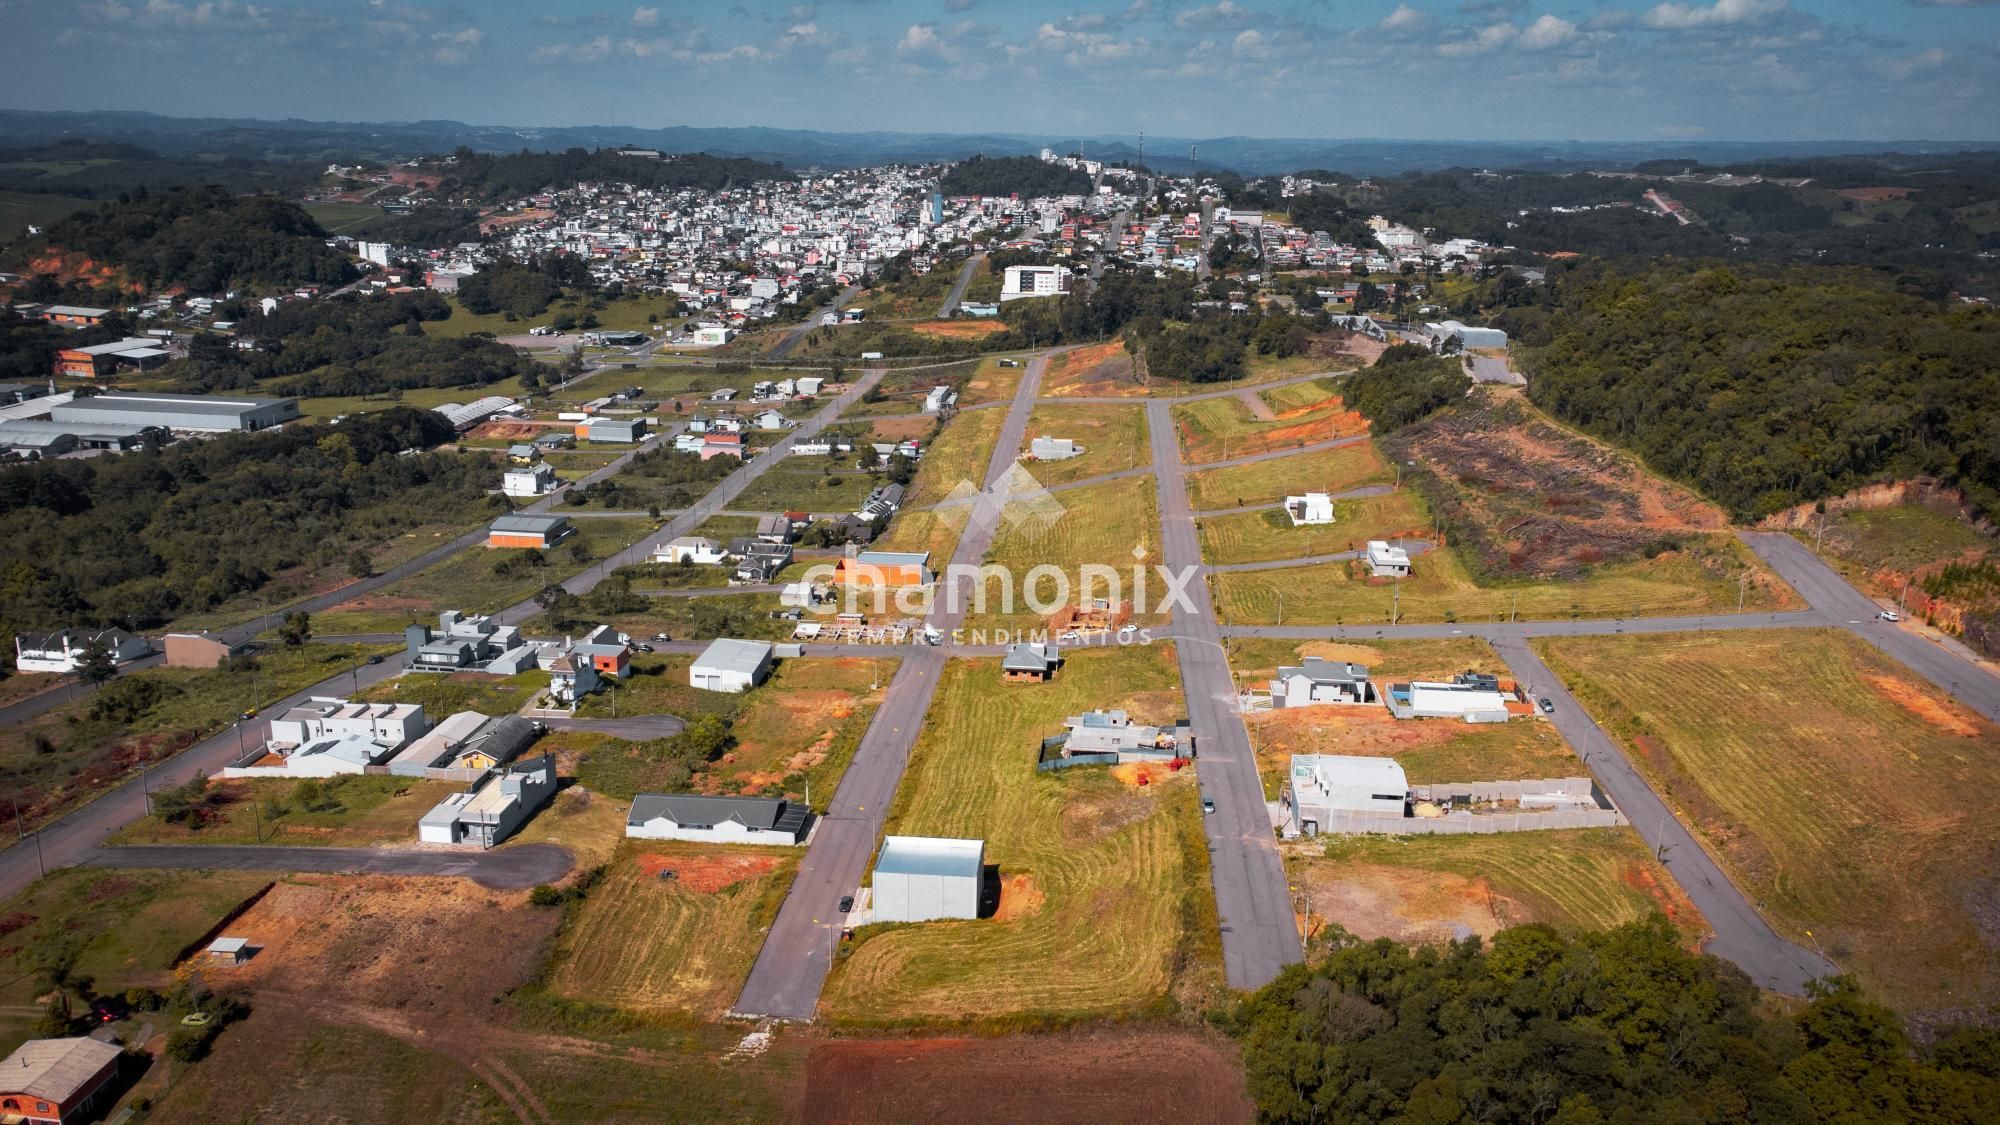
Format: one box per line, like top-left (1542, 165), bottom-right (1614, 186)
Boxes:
top-left (1175, 0), bottom-right (1257, 30)
top-left (1377, 3), bottom-right (1429, 34)
top-left (1233, 28), bottom-right (1268, 57)
top-left (898, 22), bottom-right (941, 53)
top-left (1438, 21), bottom-right (1517, 57)
top-left (1643, 0), bottom-right (1788, 30)
top-left (1516, 14), bottom-right (1578, 50)
top-left (1871, 45), bottom-right (1949, 78)
top-left (631, 5), bottom-right (658, 27)
top-left (430, 26), bottom-right (481, 64)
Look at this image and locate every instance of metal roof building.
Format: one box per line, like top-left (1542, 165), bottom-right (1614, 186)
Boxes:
top-left (690, 637), bottom-right (775, 693)
top-left (0, 1036), bottom-right (124, 1122)
top-left (871, 835), bottom-right (984, 922)
top-left (50, 391), bottom-right (298, 433)
top-left (626, 793), bottom-right (810, 845)
top-left (434, 395), bottom-right (516, 431)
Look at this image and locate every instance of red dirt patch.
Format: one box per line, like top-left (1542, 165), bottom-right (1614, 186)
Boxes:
top-left (993, 873), bottom-right (1045, 921)
top-left (1045, 341), bottom-right (1145, 397)
top-left (1864, 673), bottom-right (1982, 737)
top-left (634, 851), bottom-right (783, 893)
top-left (1618, 858), bottom-right (1708, 943)
top-left (912, 319), bottom-right (1005, 338)
top-left (468, 420), bottom-right (560, 441)
top-left (799, 1029), bottom-right (1252, 1125)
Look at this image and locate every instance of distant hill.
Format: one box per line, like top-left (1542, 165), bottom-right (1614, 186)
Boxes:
top-left (4, 108), bottom-right (1999, 177)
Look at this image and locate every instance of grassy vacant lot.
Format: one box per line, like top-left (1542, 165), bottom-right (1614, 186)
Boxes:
top-left (1170, 386), bottom-right (1365, 464)
top-left (112, 775), bottom-right (460, 847)
top-left (1186, 439), bottom-right (1390, 512)
top-left (318, 516), bottom-right (654, 630)
top-left (975, 473), bottom-right (1162, 631)
top-left (1041, 340), bottom-right (1145, 397)
top-left (0, 188), bottom-right (93, 239)
top-left (956, 354), bottom-right (1029, 406)
top-left (546, 840), bottom-right (798, 1017)
top-left (0, 868), bottom-right (271, 1002)
top-left (0, 643), bottom-right (391, 835)
top-left (1199, 490), bottom-right (1427, 567)
top-left (1260, 378), bottom-right (1341, 411)
top-left (1214, 537), bottom-right (1796, 626)
top-left (569, 655), bottom-right (891, 809)
top-left (292, 377), bottom-right (534, 423)
top-left (359, 669), bottom-right (544, 716)
top-left (577, 591), bottom-right (797, 647)
top-left (821, 647), bottom-right (1221, 1023)
top-left (906, 399), bottom-right (1008, 505)
top-left (426, 293), bottom-right (677, 339)
top-left (1018, 402), bottom-right (1148, 487)
top-left (1229, 637), bottom-right (1569, 794)
top-left (732, 466), bottom-right (879, 513)
top-left (1285, 829), bottom-right (1704, 949)
top-left (1808, 503), bottom-right (1995, 576)
top-left (1537, 628), bottom-right (2000, 1013)
top-left (301, 200), bottom-right (381, 234)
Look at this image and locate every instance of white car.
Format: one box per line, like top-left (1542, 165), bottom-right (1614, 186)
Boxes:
top-left (1877, 610), bottom-right (1901, 622)
top-left (1118, 623), bottom-right (1138, 637)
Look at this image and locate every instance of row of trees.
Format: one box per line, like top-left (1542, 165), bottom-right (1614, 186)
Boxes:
top-left (433, 147), bottom-right (789, 200)
top-left (1238, 918), bottom-right (2000, 1123)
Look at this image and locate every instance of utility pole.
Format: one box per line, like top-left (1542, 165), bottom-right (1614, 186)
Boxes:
top-left (1392, 583), bottom-right (1401, 626)
top-left (1277, 591), bottom-right (1284, 627)
top-left (1737, 572), bottom-right (1747, 614)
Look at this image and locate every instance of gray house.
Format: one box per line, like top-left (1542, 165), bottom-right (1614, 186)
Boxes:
top-left (1270, 657), bottom-right (1376, 708)
top-left (625, 793), bottom-right (810, 845)
top-left (417, 754), bottom-right (559, 848)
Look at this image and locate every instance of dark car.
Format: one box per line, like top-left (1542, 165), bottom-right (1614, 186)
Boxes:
top-left (1538, 697), bottom-right (1555, 714)
top-left (90, 998), bottom-right (126, 1024)
top-left (838, 895), bottom-right (855, 913)
top-left (636, 644), bottom-right (655, 653)
top-left (366, 654), bottom-right (384, 665)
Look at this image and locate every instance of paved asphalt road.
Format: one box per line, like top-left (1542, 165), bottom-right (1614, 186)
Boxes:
top-left (1219, 610), bottom-right (1827, 641)
top-left (1147, 398), bottom-right (1304, 991)
top-left (1492, 639), bottom-right (1838, 995)
top-left (769, 283), bottom-right (864, 359)
top-left (1740, 531), bottom-right (2000, 722)
top-left (936, 251), bottom-right (986, 319)
top-left (732, 352), bottom-right (1052, 1021)
top-left (78, 843), bottom-right (574, 890)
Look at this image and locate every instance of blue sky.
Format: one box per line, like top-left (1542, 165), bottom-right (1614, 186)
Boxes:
top-left (5, 0), bottom-right (1999, 141)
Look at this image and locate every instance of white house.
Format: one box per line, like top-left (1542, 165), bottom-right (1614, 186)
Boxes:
top-left (1387, 679), bottom-right (1513, 723)
top-left (871, 835), bottom-right (984, 922)
top-left (1286, 754), bottom-right (1409, 834)
top-left (922, 386), bottom-right (950, 413)
top-left (269, 697), bottom-right (428, 749)
top-left (690, 637), bottom-right (774, 693)
top-left (1366, 540), bottom-right (1412, 577)
top-left (1029, 436), bottom-right (1079, 461)
top-left (625, 793), bottom-right (810, 845)
top-left (417, 754), bottom-right (558, 848)
top-left (795, 376), bottom-right (825, 396)
top-left (753, 409), bottom-right (793, 431)
top-left (12, 628), bottom-right (152, 674)
top-left (1284, 492), bottom-right (1335, 526)
top-left (1423, 320), bottom-right (1507, 353)
top-left (653, 536), bottom-right (728, 565)
top-left (1270, 657), bottom-right (1376, 707)
top-left (502, 464), bottom-right (556, 498)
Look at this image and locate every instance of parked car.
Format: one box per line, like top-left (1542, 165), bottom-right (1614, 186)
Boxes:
top-left (179, 1012), bottom-right (211, 1027)
top-left (1538, 697), bottom-right (1555, 714)
top-left (1117, 623), bottom-right (1138, 638)
top-left (653, 632), bottom-right (672, 641)
top-left (1059, 630), bottom-right (1081, 642)
top-left (1202, 797), bottom-right (1216, 815)
top-left (636, 644), bottom-right (655, 653)
top-left (1877, 610), bottom-right (1901, 622)
top-left (838, 895), bottom-right (854, 913)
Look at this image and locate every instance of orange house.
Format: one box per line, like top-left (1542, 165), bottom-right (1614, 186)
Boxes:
top-left (832, 550), bottom-right (933, 588)
top-left (40, 305), bottom-right (109, 329)
top-left (487, 514), bottom-right (573, 549)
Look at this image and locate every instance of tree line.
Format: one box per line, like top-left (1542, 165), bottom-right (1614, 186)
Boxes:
top-left (1237, 918), bottom-right (2000, 1124)
top-left (0, 408), bottom-right (497, 633)
top-left (434, 147), bottom-right (789, 200)
top-left (940, 155), bottom-right (1093, 199)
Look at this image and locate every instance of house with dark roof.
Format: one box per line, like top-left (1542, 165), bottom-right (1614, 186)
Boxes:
top-left (626, 793), bottom-right (810, 845)
top-left (1001, 642), bottom-right (1061, 683)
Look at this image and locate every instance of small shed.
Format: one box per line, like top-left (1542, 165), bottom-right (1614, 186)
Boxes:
top-left (206, 936), bottom-right (251, 966)
top-left (871, 835), bottom-right (984, 923)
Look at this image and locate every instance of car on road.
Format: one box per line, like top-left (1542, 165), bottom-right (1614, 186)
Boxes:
top-left (838, 895), bottom-right (854, 913)
top-left (653, 632), bottom-right (672, 641)
top-left (1877, 610), bottom-right (1901, 622)
top-left (1118, 623), bottom-right (1138, 638)
top-left (240, 708), bottom-right (257, 720)
top-left (1538, 697), bottom-right (1555, 714)
top-left (1202, 796), bottom-right (1216, 815)
top-left (1059, 630), bottom-right (1081, 642)
top-left (366, 654), bottom-right (384, 664)
top-left (636, 643), bottom-right (654, 653)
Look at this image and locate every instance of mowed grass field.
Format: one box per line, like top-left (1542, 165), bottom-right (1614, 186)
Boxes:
top-left (1170, 383), bottom-right (1365, 464)
top-left (1214, 537), bottom-right (1796, 625)
top-left (956, 355), bottom-right (1030, 406)
top-left (546, 841), bottom-right (799, 1017)
top-left (1186, 439), bottom-right (1390, 512)
top-left (1018, 402), bottom-right (1148, 487)
top-left (976, 472), bottom-right (1163, 631)
top-left (821, 646), bottom-right (1221, 1022)
top-left (1287, 829), bottom-right (1705, 949)
top-left (1230, 638), bottom-right (1571, 794)
top-left (905, 400), bottom-right (1008, 505)
top-left (1200, 490), bottom-right (1427, 567)
top-left (0, 189), bottom-right (94, 240)
top-left (1537, 629), bottom-right (2000, 1012)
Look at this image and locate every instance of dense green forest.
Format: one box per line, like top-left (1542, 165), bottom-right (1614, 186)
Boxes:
top-left (456, 258), bottom-right (582, 318)
top-left (940, 155), bottom-right (1093, 198)
top-left (153, 290), bottom-right (543, 398)
top-left (11, 186), bottom-right (355, 293)
top-left (1237, 919), bottom-right (2000, 1124)
top-left (1341, 343), bottom-right (1471, 430)
top-left (1506, 263), bottom-right (2000, 519)
top-left (0, 409), bottom-right (497, 632)
top-left (432, 148), bottom-right (788, 200)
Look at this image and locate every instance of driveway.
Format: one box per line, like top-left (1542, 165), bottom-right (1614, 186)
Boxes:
top-left (76, 843), bottom-right (575, 890)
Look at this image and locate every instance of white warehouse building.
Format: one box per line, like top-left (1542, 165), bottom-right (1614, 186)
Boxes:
top-left (870, 835), bottom-right (984, 922)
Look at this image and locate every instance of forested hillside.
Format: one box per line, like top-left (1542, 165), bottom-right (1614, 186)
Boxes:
top-left (164, 290), bottom-right (544, 398)
top-left (0, 409), bottom-right (495, 632)
top-left (1514, 264), bottom-right (2000, 519)
top-left (12, 185), bottom-right (355, 293)
top-left (940, 155), bottom-right (1092, 198)
top-left (1237, 920), bottom-right (2000, 1123)
top-left (434, 148), bottom-right (788, 199)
